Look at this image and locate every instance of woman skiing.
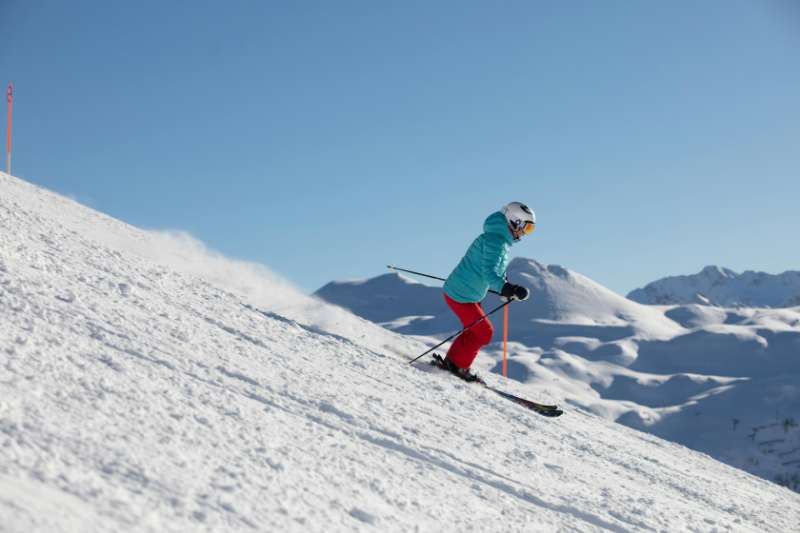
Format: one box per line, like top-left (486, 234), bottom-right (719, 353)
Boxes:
top-left (439, 202), bottom-right (535, 382)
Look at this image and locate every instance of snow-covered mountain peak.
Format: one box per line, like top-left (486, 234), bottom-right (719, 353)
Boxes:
top-left (545, 263), bottom-right (571, 278)
top-left (339, 272), bottom-right (421, 287)
top-left (507, 258), bottom-right (572, 280)
top-left (699, 265), bottom-right (737, 280)
top-left (316, 272), bottom-right (450, 327)
top-left (629, 266), bottom-right (800, 307)
top-left (504, 258), bottom-right (681, 339)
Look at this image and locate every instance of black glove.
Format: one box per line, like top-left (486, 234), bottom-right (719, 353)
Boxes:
top-left (501, 282), bottom-right (529, 301)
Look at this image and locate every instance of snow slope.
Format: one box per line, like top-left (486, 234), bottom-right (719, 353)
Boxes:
top-left (628, 265), bottom-right (800, 307)
top-left (0, 175), bottom-right (421, 362)
top-left (316, 261), bottom-right (800, 492)
top-left (2, 171), bottom-right (800, 532)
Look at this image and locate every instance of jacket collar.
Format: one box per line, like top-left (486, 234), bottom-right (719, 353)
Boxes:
top-left (483, 211), bottom-right (514, 244)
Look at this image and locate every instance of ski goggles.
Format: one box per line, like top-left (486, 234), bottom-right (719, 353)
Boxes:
top-left (521, 221), bottom-right (535, 235)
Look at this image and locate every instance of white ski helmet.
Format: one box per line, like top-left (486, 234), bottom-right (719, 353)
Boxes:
top-left (502, 201), bottom-right (536, 238)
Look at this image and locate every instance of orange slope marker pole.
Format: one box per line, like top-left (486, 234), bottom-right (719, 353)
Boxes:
top-left (6, 83), bottom-right (12, 175)
top-left (502, 305), bottom-right (509, 377)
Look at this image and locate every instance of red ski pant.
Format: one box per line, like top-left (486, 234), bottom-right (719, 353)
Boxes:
top-left (444, 293), bottom-right (494, 369)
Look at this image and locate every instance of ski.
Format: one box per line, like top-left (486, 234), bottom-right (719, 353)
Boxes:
top-left (485, 387), bottom-right (563, 417)
top-left (428, 354), bottom-right (563, 418)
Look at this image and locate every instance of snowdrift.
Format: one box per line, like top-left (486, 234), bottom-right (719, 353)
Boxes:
top-left (2, 172), bottom-right (799, 532)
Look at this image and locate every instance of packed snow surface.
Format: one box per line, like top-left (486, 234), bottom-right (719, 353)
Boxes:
top-left (2, 171), bottom-right (800, 532)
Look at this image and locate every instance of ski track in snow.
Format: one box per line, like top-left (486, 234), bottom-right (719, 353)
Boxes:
top-left (1, 172), bottom-right (800, 532)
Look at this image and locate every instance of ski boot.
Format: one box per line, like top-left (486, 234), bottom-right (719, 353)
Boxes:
top-left (432, 353), bottom-right (484, 384)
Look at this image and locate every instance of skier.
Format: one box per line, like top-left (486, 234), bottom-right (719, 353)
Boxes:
top-left (439, 202), bottom-right (535, 382)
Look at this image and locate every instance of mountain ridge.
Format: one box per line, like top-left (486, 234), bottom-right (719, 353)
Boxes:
top-left (628, 266), bottom-right (800, 307)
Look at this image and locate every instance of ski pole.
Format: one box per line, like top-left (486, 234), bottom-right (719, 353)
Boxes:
top-left (387, 265), bottom-right (446, 283)
top-left (6, 83), bottom-right (12, 175)
top-left (387, 265), bottom-right (501, 295)
top-left (408, 298), bottom-right (514, 364)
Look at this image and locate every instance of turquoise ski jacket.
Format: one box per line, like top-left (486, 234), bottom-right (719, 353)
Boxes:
top-left (443, 211), bottom-right (514, 303)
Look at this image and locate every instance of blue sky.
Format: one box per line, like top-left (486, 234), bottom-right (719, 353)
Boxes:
top-left (2, 1), bottom-right (799, 295)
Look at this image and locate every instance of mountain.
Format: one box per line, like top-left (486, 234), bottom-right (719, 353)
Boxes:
top-left (316, 259), bottom-right (683, 344)
top-left (3, 171), bottom-right (799, 531)
top-left (316, 260), bottom-right (800, 492)
top-left (315, 273), bottom-right (453, 335)
top-left (627, 265), bottom-right (800, 307)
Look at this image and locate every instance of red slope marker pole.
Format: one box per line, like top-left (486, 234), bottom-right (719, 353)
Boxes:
top-left (502, 305), bottom-right (509, 377)
top-left (6, 83), bottom-right (12, 175)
